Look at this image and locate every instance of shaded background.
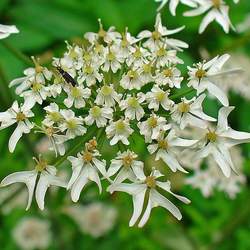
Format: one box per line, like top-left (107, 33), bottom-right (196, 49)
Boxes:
top-left (1, 0), bottom-right (250, 249)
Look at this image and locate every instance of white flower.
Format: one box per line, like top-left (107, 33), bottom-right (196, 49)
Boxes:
top-left (63, 203), bottom-right (117, 238)
top-left (148, 129), bottom-right (198, 172)
top-left (187, 54), bottom-right (241, 106)
top-left (13, 217), bottom-right (51, 250)
top-left (9, 58), bottom-right (52, 96)
top-left (102, 46), bottom-right (123, 73)
top-left (0, 23), bottom-right (19, 39)
top-left (107, 150), bottom-right (145, 183)
top-left (120, 69), bottom-right (145, 90)
top-left (195, 106), bottom-right (250, 177)
top-left (120, 94), bottom-right (145, 120)
top-left (84, 19), bottom-right (121, 44)
top-left (155, 64), bottom-right (183, 88)
top-left (67, 148), bottom-right (106, 202)
top-left (64, 85), bottom-right (91, 109)
top-left (108, 170), bottom-right (190, 227)
top-left (0, 101), bottom-right (34, 152)
top-left (126, 46), bottom-right (150, 68)
top-left (0, 157), bottom-right (66, 210)
top-left (171, 94), bottom-right (216, 129)
top-left (184, 0), bottom-right (234, 33)
top-left (85, 106), bottom-right (113, 128)
top-left (138, 114), bottom-right (170, 142)
top-left (106, 119), bottom-right (134, 145)
top-left (155, 0), bottom-right (196, 15)
top-left (95, 84), bottom-right (121, 107)
top-left (78, 64), bottom-right (103, 87)
top-left (42, 103), bottom-right (63, 127)
top-left (59, 110), bottom-right (86, 139)
top-left (146, 86), bottom-right (174, 111)
top-left (138, 13), bottom-right (188, 51)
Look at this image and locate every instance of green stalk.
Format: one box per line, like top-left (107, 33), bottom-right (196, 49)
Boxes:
top-left (1, 41), bottom-right (33, 66)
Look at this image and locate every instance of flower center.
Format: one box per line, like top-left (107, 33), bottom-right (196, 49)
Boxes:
top-left (49, 112), bottom-right (62, 123)
top-left (16, 112), bottom-right (26, 122)
top-left (145, 176), bottom-right (156, 188)
top-left (134, 48), bottom-right (142, 58)
top-left (158, 139), bottom-right (168, 149)
top-left (206, 131), bottom-right (217, 142)
top-left (195, 69), bottom-right (206, 79)
top-left (143, 63), bottom-right (152, 74)
top-left (67, 119), bottom-right (77, 129)
top-left (71, 87), bottom-right (81, 98)
top-left (83, 151), bottom-right (93, 163)
top-left (91, 106), bottom-right (102, 118)
top-left (163, 68), bottom-right (173, 77)
top-left (127, 97), bottom-right (139, 108)
top-left (84, 65), bottom-right (94, 74)
top-left (83, 53), bottom-right (92, 62)
top-left (157, 47), bottom-right (166, 57)
top-left (121, 35), bottom-right (128, 48)
top-left (148, 117), bottom-right (158, 128)
top-left (107, 51), bottom-right (116, 61)
top-left (69, 49), bottom-right (78, 59)
top-left (127, 70), bottom-right (138, 79)
top-left (156, 91), bottom-right (165, 102)
top-left (178, 102), bottom-right (190, 113)
top-left (31, 82), bottom-right (42, 92)
top-left (152, 31), bottom-right (161, 40)
top-left (122, 154), bottom-right (134, 167)
top-left (212, 0), bottom-right (221, 8)
top-left (115, 120), bottom-right (126, 133)
top-left (101, 85), bottom-right (112, 96)
top-left (35, 158), bottom-right (47, 172)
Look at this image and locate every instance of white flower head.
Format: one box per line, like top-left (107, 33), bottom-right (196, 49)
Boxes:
top-left (138, 114), bottom-right (170, 142)
top-left (59, 110), bottom-right (86, 139)
top-left (148, 129), bottom-right (198, 172)
top-left (120, 94), bottom-right (145, 121)
top-left (95, 84), bottom-right (121, 107)
top-left (67, 143), bottom-right (106, 202)
top-left (85, 106), bottom-right (113, 128)
top-left (0, 156), bottom-right (67, 210)
top-left (108, 169), bottom-right (190, 227)
top-left (0, 101), bottom-right (34, 152)
top-left (64, 85), bottom-right (91, 109)
top-left (195, 106), bottom-right (250, 177)
top-left (171, 94), bottom-right (216, 129)
top-left (107, 150), bottom-right (145, 183)
top-left (106, 119), bottom-right (134, 145)
top-left (146, 86), bottom-right (174, 111)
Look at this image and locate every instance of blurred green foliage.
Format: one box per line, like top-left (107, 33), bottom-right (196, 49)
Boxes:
top-left (0, 0), bottom-right (250, 250)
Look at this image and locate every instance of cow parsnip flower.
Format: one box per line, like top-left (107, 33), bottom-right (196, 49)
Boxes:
top-left (1, 14), bottom-right (249, 227)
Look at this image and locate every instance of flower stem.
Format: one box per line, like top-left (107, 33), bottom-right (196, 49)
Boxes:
top-left (169, 88), bottom-right (196, 100)
top-left (1, 41), bottom-right (33, 66)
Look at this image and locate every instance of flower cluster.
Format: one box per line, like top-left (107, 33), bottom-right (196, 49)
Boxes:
top-left (0, 14), bottom-right (249, 227)
top-left (155, 0), bottom-right (240, 33)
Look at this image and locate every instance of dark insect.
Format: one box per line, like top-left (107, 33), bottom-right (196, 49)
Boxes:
top-left (56, 66), bottom-right (77, 86)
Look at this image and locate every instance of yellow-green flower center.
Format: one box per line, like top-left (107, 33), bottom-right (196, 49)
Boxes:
top-left (212, 0), bottom-right (221, 8)
top-left (122, 154), bottom-right (134, 167)
top-left (157, 47), bottom-right (166, 57)
top-left (134, 48), bottom-right (142, 58)
top-left (156, 92), bottom-right (165, 102)
top-left (195, 69), bottom-right (207, 79)
top-left (101, 85), bottom-right (112, 96)
top-left (67, 119), bottom-right (77, 129)
top-left (16, 112), bottom-right (26, 122)
top-left (91, 106), bottom-right (102, 118)
top-left (31, 82), bottom-right (42, 92)
top-left (84, 65), bottom-right (94, 74)
top-left (127, 70), bottom-right (138, 79)
top-left (71, 87), bottom-right (81, 98)
top-left (152, 31), bottom-right (161, 40)
top-left (35, 158), bottom-right (47, 172)
top-left (127, 97), bottom-right (139, 108)
top-left (178, 102), bottom-right (190, 113)
top-left (143, 64), bottom-right (152, 74)
top-left (163, 68), bottom-right (173, 77)
top-left (107, 52), bottom-right (115, 61)
top-left (49, 112), bottom-right (62, 123)
top-left (145, 176), bottom-right (156, 188)
top-left (158, 139), bottom-right (168, 149)
top-left (115, 120), bottom-right (126, 133)
top-left (206, 131), bottom-right (217, 142)
top-left (148, 117), bottom-right (158, 128)
top-left (83, 151), bottom-right (93, 163)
